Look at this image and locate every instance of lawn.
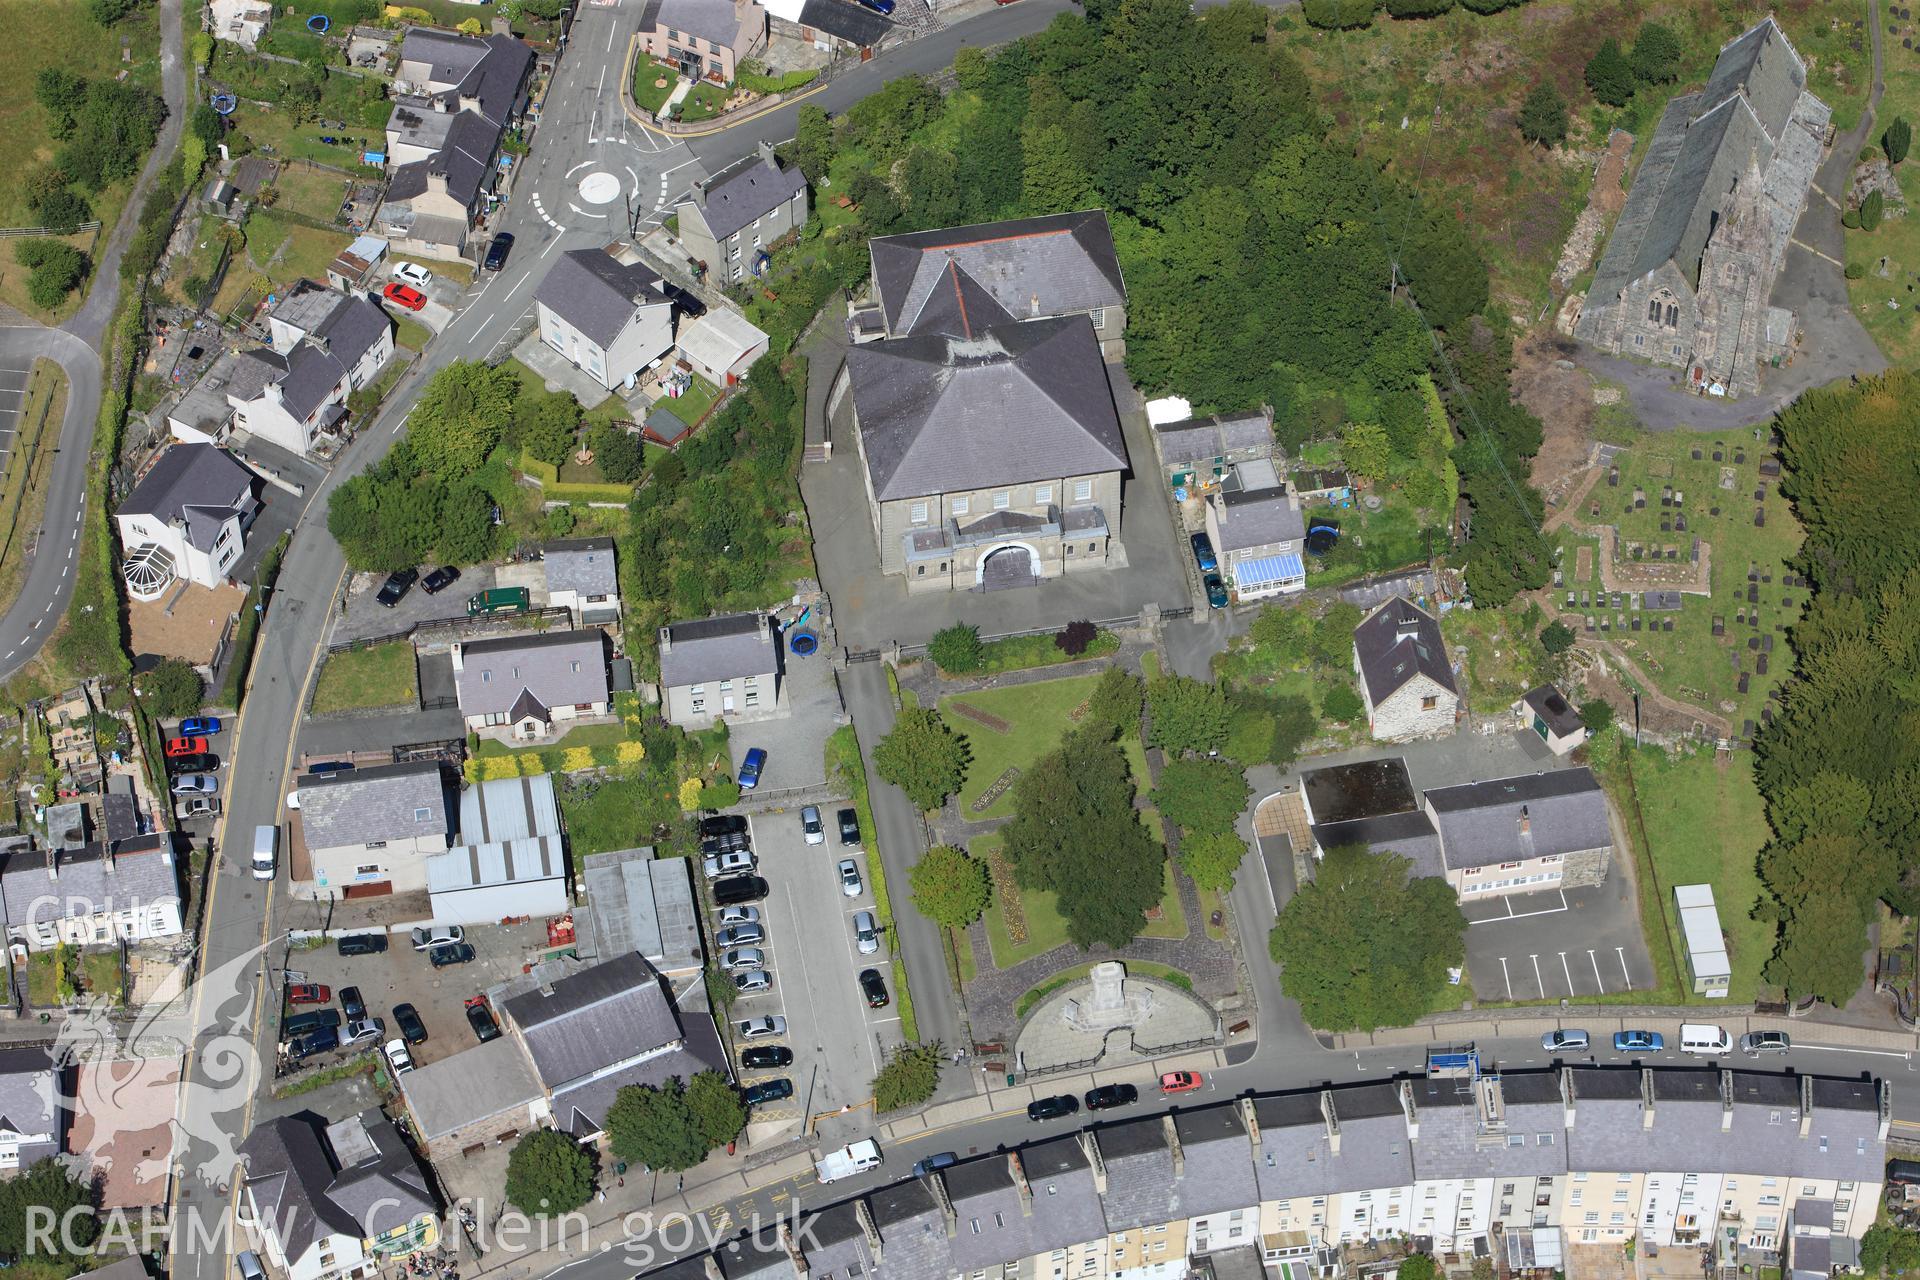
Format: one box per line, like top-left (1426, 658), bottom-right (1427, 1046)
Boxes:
top-left (1553, 427), bottom-right (1803, 730)
top-left (940, 674), bottom-right (1104, 821)
top-left (1844, 15), bottom-right (1920, 365)
top-left (1613, 743), bottom-right (1774, 1003)
top-left (656, 374), bottom-right (720, 429)
top-left (248, 213), bottom-right (348, 289)
top-left (270, 165), bottom-right (351, 224)
top-left (976, 832), bottom-right (1186, 968)
top-left (309, 642), bottom-right (418, 715)
top-left (474, 719), bottom-right (634, 757)
top-left (1301, 496), bottom-right (1440, 589)
top-left (676, 81), bottom-right (730, 123)
top-left (633, 58), bottom-right (680, 116)
top-left (393, 317), bottom-right (432, 352)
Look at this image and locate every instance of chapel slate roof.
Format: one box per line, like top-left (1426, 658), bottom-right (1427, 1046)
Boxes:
top-left (870, 211), bottom-right (1126, 338)
top-left (1301, 757), bottom-right (1418, 827)
top-left (690, 152), bottom-right (808, 245)
top-left (119, 445), bottom-right (254, 553)
top-left (658, 613), bottom-right (777, 689)
top-left (1423, 767), bottom-right (1612, 869)
top-left (502, 952), bottom-right (689, 1102)
top-left (847, 316), bottom-right (1127, 502)
top-left (535, 250), bottom-right (666, 351)
top-left (295, 760), bottom-right (450, 853)
top-left (1354, 596), bottom-right (1457, 706)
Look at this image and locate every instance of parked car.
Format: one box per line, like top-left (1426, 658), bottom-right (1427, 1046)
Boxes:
top-left (384, 1039), bottom-right (414, 1074)
top-left (800, 805), bottom-right (825, 845)
top-left (1740, 1031), bottom-right (1792, 1056)
top-left (1613, 1030), bottom-right (1664, 1053)
top-left (342, 1018), bottom-right (385, 1047)
top-left (1190, 531), bottom-right (1218, 573)
top-left (306, 760), bottom-right (354, 775)
top-left (337, 932), bottom-right (388, 957)
top-left (856, 0), bottom-right (894, 13)
top-left (392, 1003), bottom-right (428, 1045)
top-left (286, 983), bottom-right (331, 1006)
top-left (717, 905), bottom-right (760, 927)
top-left (170, 773), bottom-right (219, 796)
top-left (284, 1009), bottom-right (340, 1037)
top-left (712, 875), bottom-right (769, 905)
top-left (178, 716), bottom-right (222, 737)
top-left (167, 752), bottom-right (219, 774)
top-left (743, 1078), bottom-right (793, 1107)
top-left (701, 831), bottom-right (751, 855)
top-left (376, 569), bottom-right (417, 607)
top-left (165, 736), bottom-right (209, 758)
top-left (287, 1028), bottom-right (340, 1061)
top-left (420, 566), bottom-right (461, 595)
top-left (738, 747), bottom-right (767, 790)
top-left (428, 942), bottom-right (476, 967)
top-left (858, 967), bottom-right (888, 1008)
top-left (838, 808), bottom-right (861, 845)
top-left (1159, 1071), bottom-right (1205, 1095)
top-left (410, 925), bottom-right (465, 951)
top-left (392, 262), bottom-right (433, 288)
top-left (175, 795), bottom-right (220, 820)
top-left (382, 282), bottom-right (428, 311)
top-left (1203, 573), bottom-right (1229, 610)
top-left (465, 996), bottom-right (501, 1042)
top-left (721, 947), bottom-right (765, 972)
top-left (1027, 1094), bottom-right (1079, 1122)
top-left (716, 923), bottom-right (764, 948)
top-left (741, 1046), bottom-right (793, 1070)
top-left (838, 858), bottom-right (863, 898)
top-left (852, 910), bottom-right (880, 955)
top-left (482, 232), bottom-right (514, 271)
top-left (1085, 1083), bottom-right (1138, 1112)
top-left (662, 282), bottom-right (705, 318)
top-left (339, 986), bottom-right (367, 1021)
top-left (911, 1151), bottom-right (960, 1178)
top-left (734, 970), bottom-right (773, 995)
top-left (736, 1015), bottom-right (788, 1039)
top-left (701, 815), bottom-right (749, 838)
top-left (704, 850), bottom-right (756, 879)
top-left (1542, 1028), bottom-right (1590, 1053)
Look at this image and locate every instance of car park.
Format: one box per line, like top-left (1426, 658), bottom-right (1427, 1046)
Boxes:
top-left (384, 1039), bottom-right (414, 1074)
top-left (716, 923), bottom-right (764, 948)
top-left (392, 1003), bottom-right (428, 1045)
top-left (1542, 1028), bottom-right (1590, 1053)
top-left (712, 875), bottom-right (768, 905)
top-left (704, 850), bottom-right (756, 879)
top-left (838, 859), bottom-right (863, 897)
top-left (1203, 573), bottom-right (1229, 610)
top-left (287, 983), bottom-right (330, 1006)
top-left (421, 566), bottom-right (460, 594)
top-left (410, 925), bottom-right (465, 951)
top-left (1085, 1083), bottom-right (1138, 1112)
top-left (1027, 1094), bottom-right (1078, 1122)
top-left (392, 262), bottom-right (433, 288)
top-left (1159, 1071), bottom-right (1204, 1094)
top-left (375, 569), bottom-right (418, 607)
top-left (737, 1015), bottom-right (787, 1039)
top-left (428, 942), bottom-right (475, 968)
top-left (838, 808), bottom-right (860, 845)
top-left (738, 748), bottom-right (767, 790)
top-left (741, 1046), bottom-right (792, 1070)
top-left (1740, 1030), bottom-right (1791, 1055)
top-left (171, 772), bottom-right (219, 797)
top-left (744, 1078), bottom-right (794, 1106)
top-left (482, 233), bottom-right (514, 271)
top-left (339, 986), bottom-right (367, 1021)
top-left (288, 1028), bottom-right (340, 1061)
top-left (717, 905), bottom-right (760, 927)
top-left (337, 933), bottom-right (388, 956)
top-left (382, 282), bottom-right (428, 311)
top-left (801, 806), bottom-right (825, 845)
top-left (852, 910), bottom-right (879, 954)
top-left (858, 968), bottom-right (888, 1008)
top-left (912, 1151), bottom-right (959, 1178)
top-left (1613, 1030), bottom-right (1664, 1053)
top-left (721, 947), bottom-right (766, 972)
top-left (1190, 532), bottom-right (1218, 573)
top-left (465, 997), bottom-right (501, 1042)
top-left (701, 815), bottom-right (748, 838)
top-left (701, 831), bottom-right (751, 855)
top-left (167, 752), bottom-right (219, 774)
top-left (179, 716), bottom-right (222, 737)
top-left (735, 971), bottom-right (773, 995)
top-left (342, 1018), bottom-right (385, 1047)
top-left (165, 735), bottom-right (209, 757)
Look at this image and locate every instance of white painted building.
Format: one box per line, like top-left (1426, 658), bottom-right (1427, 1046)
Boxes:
top-left (114, 444), bottom-right (257, 601)
top-left (534, 249), bottom-right (675, 393)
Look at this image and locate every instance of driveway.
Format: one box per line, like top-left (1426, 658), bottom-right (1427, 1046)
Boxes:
top-left (724, 653), bottom-right (843, 796)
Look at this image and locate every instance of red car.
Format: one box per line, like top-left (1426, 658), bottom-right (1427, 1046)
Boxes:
top-left (1159, 1071), bottom-right (1205, 1095)
top-left (287, 983), bottom-right (331, 1006)
top-left (382, 282), bottom-right (427, 312)
top-left (165, 736), bottom-right (210, 758)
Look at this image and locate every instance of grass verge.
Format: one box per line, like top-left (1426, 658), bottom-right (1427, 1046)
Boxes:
top-left (309, 640), bottom-right (418, 715)
top-left (827, 723), bottom-right (917, 1042)
top-left (0, 359), bottom-right (66, 612)
top-left (272, 1052), bottom-right (377, 1099)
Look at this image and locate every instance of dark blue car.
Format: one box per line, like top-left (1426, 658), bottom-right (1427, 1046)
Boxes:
top-left (856, 0), bottom-right (894, 12)
top-left (739, 748), bottom-right (767, 790)
top-left (1203, 573), bottom-right (1228, 609)
top-left (1190, 531), bottom-right (1218, 573)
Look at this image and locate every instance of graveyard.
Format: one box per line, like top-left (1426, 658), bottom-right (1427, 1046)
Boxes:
top-left (1548, 429), bottom-right (1802, 736)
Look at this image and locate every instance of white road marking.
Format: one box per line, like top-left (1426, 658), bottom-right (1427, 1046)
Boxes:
top-left (1529, 953), bottom-right (1543, 994)
top-left (1558, 951), bottom-right (1574, 992)
top-left (1615, 946), bottom-right (1630, 984)
top-left (567, 160), bottom-right (593, 177)
top-left (661, 156), bottom-right (702, 177)
top-left (501, 273), bottom-right (532, 304)
top-left (1499, 955), bottom-right (1513, 1000)
top-left (606, 22), bottom-right (615, 51)
top-left (1588, 949), bottom-right (1603, 993)
top-left (1798, 1044), bottom-right (1912, 1059)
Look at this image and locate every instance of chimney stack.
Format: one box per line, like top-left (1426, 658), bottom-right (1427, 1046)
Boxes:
top-left (856, 1198), bottom-right (882, 1263)
top-left (758, 139), bottom-right (778, 167)
top-left (658, 626), bottom-right (673, 656)
top-left (1641, 1068), bottom-right (1657, 1129)
top-left (1008, 1150), bottom-right (1032, 1216)
top-left (930, 1170), bottom-right (955, 1237)
top-left (1519, 806), bottom-right (1531, 836)
top-left (1163, 1114), bottom-right (1184, 1179)
top-left (1078, 1130), bottom-right (1107, 1194)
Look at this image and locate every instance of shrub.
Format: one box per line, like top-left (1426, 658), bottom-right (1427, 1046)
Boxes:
top-left (1886, 116), bottom-right (1912, 166)
top-left (1861, 190), bottom-right (1885, 232)
top-left (1321, 683), bottom-right (1365, 723)
top-left (1055, 619), bottom-right (1097, 656)
top-left (927, 623), bottom-right (984, 674)
top-left (137, 658), bottom-right (204, 719)
top-left (1301, 0), bottom-right (1374, 28)
top-left (1846, 261), bottom-right (1868, 280)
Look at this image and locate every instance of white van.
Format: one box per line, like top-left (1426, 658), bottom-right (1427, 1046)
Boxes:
top-left (252, 825), bottom-right (278, 882)
top-left (1679, 1023), bottom-right (1733, 1057)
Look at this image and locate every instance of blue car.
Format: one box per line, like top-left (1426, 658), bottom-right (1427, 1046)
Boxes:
top-left (1203, 573), bottom-right (1228, 609)
top-left (1190, 531), bottom-right (1218, 573)
top-left (1613, 1030), bottom-right (1664, 1053)
top-left (856, 0), bottom-right (894, 12)
top-left (739, 747), bottom-right (767, 790)
top-left (180, 716), bottom-right (223, 737)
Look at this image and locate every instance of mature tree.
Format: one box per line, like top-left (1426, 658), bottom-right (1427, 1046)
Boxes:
top-left (1862, 189), bottom-right (1886, 232)
top-left (1311, 602), bottom-right (1364, 666)
top-left (1629, 21), bottom-right (1682, 84)
top-left (34, 70), bottom-right (88, 138)
top-left (928, 622), bottom-right (985, 673)
top-left (1269, 845), bottom-right (1467, 1031)
top-left (503, 1130), bottom-right (594, 1217)
top-left (406, 361), bottom-right (518, 478)
top-left (1084, 666), bottom-right (1145, 738)
top-left (1301, 0), bottom-right (1375, 27)
top-left (1886, 116), bottom-right (1913, 166)
top-left (900, 146), bottom-right (963, 231)
top-left (1002, 727), bottom-right (1164, 948)
top-left (88, 0), bottom-right (147, 22)
top-left (1399, 1256), bottom-right (1439, 1280)
top-left (1268, 693), bottom-right (1319, 768)
top-left (1386, 0), bottom-right (1454, 14)
top-left (1222, 692), bottom-right (1276, 767)
top-left (1861, 1223), bottom-right (1920, 1277)
top-left (1178, 829), bottom-right (1247, 892)
top-left (514, 387), bottom-right (579, 466)
top-left (1321, 683), bottom-right (1365, 724)
top-left (1585, 39), bottom-right (1636, 107)
top-left (16, 242), bottom-right (88, 310)
top-left (437, 482), bottom-right (498, 565)
top-left (873, 1041), bottom-right (943, 1111)
top-left (32, 190), bottom-right (91, 234)
top-left (1152, 757), bottom-right (1250, 838)
top-left (137, 658), bottom-right (203, 719)
top-left (872, 707), bottom-right (970, 811)
top-left (1539, 620), bottom-right (1575, 655)
top-left (1146, 675), bottom-right (1229, 756)
top-left (606, 1079), bottom-right (708, 1171)
top-left (909, 844), bottom-right (991, 929)
top-left (0, 1159), bottom-right (97, 1260)
top-left (1341, 421), bottom-right (1393, 481)
top-left (1401, 212), bottom-right (1488, 329)
top-left (1578, 698), bottom-right (1615, 734)
top-left (1250, 603), bottom-right (1312, 664)
top-left (58, 80), bottom-right (167, 190)
top-left (685, 1070), bottom-right (747, 1149)
top-left (1518, 81), bottom-right (1568, 148)
top-left (591, 425), bottom-right (644, 484)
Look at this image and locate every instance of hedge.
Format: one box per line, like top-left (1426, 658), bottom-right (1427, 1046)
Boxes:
top-left (464, 738), bottom-right (647, 782)
top-left (518, 450), bottom-right (634, 504)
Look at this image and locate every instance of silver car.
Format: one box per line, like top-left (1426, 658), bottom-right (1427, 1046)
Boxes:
top-left (838, 858), bottom-right (863, 897)
top-left (736, 1015), bottom-right (788, 1039)
top-left (703, 849), bottom-right (756, 879)
top-left (853, 910), bottom-right (880, 955)
top-left (721, 947), bottom-right (765, 972)
top-left (717, 905), bottom-right (761, 927)
top-left (716, 923), bottom-right (764, 948)
top-left (343, 1018), bottom-right (385, 1047)
top-left (734, 970), bottom-right (773, 995)
top-left (801, 804), bottom-right (825, 845)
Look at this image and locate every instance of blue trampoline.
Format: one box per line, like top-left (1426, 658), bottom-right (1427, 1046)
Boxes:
top-left (788, 630), bottom-right (819, 657)
top-left (306, 13), bottom-right (329, 30)
top-left (210, 93), bottom-right (238, 115)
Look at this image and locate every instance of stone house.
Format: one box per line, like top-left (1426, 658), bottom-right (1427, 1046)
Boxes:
top-left (637, 0), bottom-right (766, 85)
top-left (293, 761), bottom-right (452, 898)
top-left (1151, 409), bottom-right (1273, 495)
top-left (1353, 596), bottom-right (1459, 741)
top-left (674, 142), bottom-right (808, 286)
top-left (657, 612), bottom-right (784, 727)
top-left (1574, 18), bottom-right (1830, 397)
top-left (451, 630), bottom-right (611, 739)
top-left (1422, 767), bottom-right (1613, 899)
top-left (202, 284), bottom-right (393, 457)
top-left (534, 249), bottom-right (675, 394)
top-left (1205, 485), bottom-right (1306, 601)
top-left (542, 537), bottom-right (621, 626)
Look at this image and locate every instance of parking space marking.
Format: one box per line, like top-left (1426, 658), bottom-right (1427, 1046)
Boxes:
top-left (1616, 946), bottom-right (1630, 985)
top-left (1529, 954), bottom-right (1543, 994)
top-left (1468, 889), bottom-right (1571, 925)
top-left (1588, 949), bottom-right (1604, 993)
top-left (1498, 956), bottom-right (1513, 1000)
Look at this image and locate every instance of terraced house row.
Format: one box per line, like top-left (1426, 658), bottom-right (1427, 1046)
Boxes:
top-left (643, 1067), bottom-right (1889, 1280)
